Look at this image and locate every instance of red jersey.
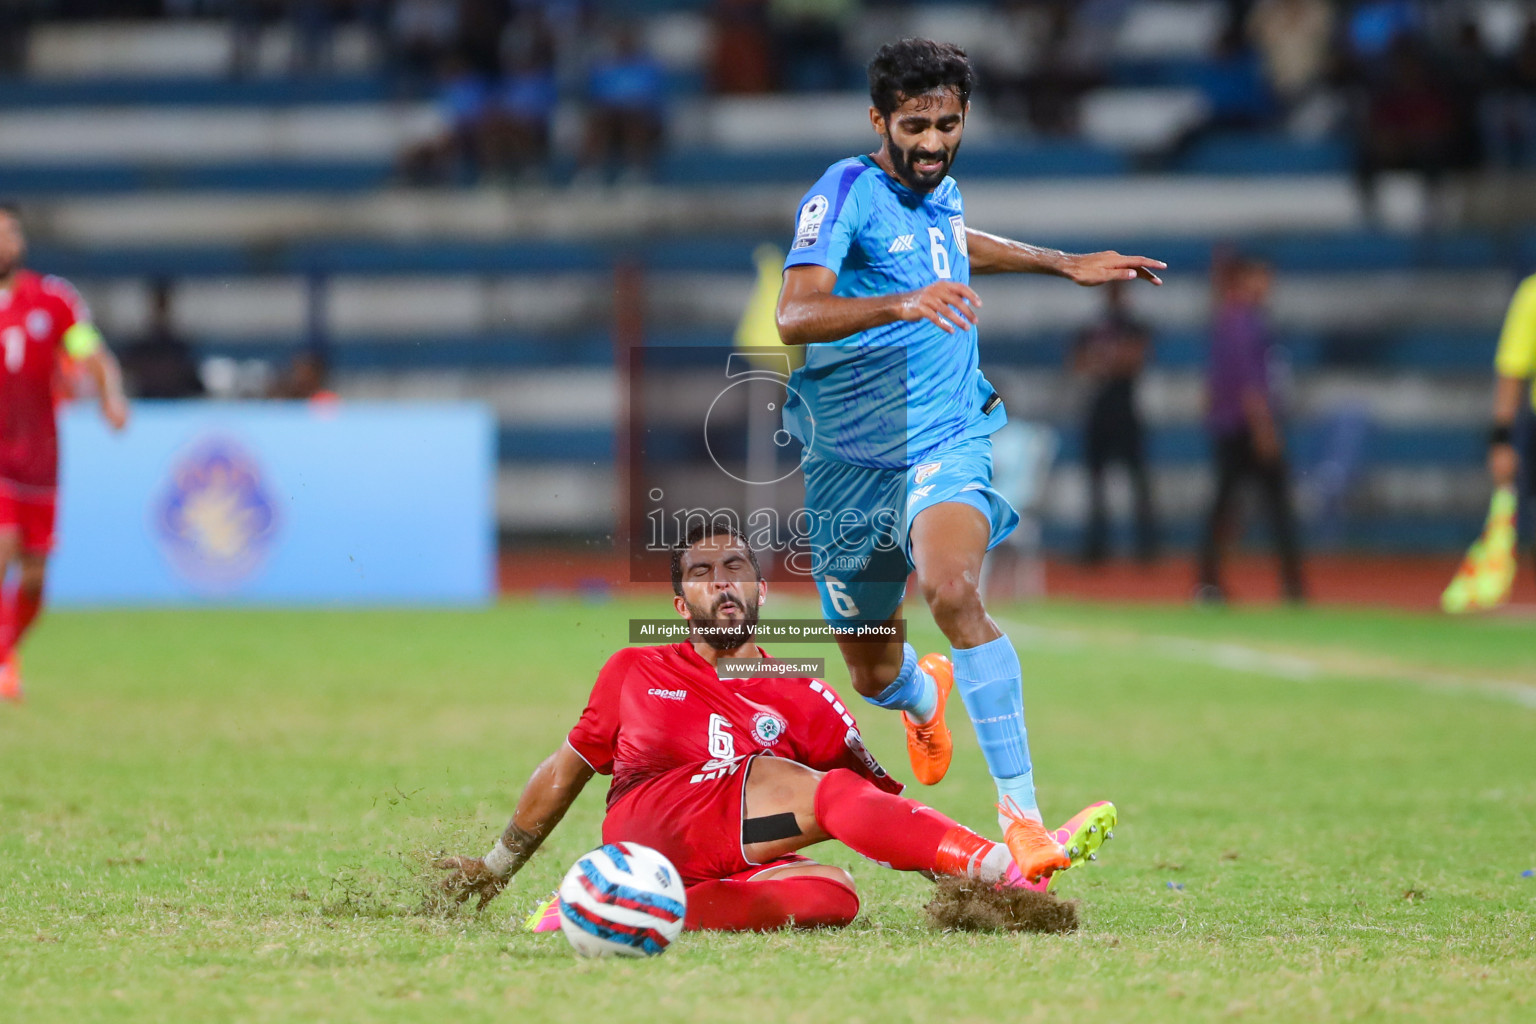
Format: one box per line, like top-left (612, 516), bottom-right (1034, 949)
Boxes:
top-left (0, 270), bottom-right (90, 491)
top-left (568, 643), bottom-right (903, 806)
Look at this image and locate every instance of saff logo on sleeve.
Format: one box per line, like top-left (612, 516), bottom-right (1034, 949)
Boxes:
top-left (950, 215), bottom-right (967, 256)
top-left (793, 195), bottom-right (829, 249)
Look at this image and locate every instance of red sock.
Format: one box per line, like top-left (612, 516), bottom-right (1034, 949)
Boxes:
top-left (9, 586), bottom-right (41, 653)
top-left (813, 768), bottom-right (993, 877)
top-left (0, 584), bottom-right (12, 661)
top-left (684, 875), bottom-right (860, 932)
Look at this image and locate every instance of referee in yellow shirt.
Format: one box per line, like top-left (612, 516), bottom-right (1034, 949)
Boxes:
top-left (1492, 273), bottom-right (1536, 493)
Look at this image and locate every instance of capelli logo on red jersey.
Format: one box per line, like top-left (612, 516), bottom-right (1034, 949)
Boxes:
top-left (647, 688), bottom-right (687, 701)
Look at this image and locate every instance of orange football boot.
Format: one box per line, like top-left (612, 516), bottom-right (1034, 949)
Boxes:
top-left (0, 654), bottom-right (23, 704)
top-left (903, 653), bottom-right (954, 785)
top-left (999, 798), bottom-right (1070, 882)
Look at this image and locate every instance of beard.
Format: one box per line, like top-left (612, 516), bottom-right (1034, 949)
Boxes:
top-left (886, 135), bottom-right (957, 193)
top-left (686, 591), bottom-right (761, 651)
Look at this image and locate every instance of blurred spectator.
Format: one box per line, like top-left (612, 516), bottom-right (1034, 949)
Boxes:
top-left (1195, 257), bottom-right (1305, 604)
top-left (1071, 282), bottom-right (1157, 565)
top-left (228, 0), bottom-right (276, 79)
top-left (0, 1), bottom-right (32, 76)
top-left (577, 27), bottom-right (666, 184)
top-left (709, 0), bottom-right (774, 94)
top-left (1191, 23), bottom-right (1277, 133)
top-left (1446, 17), bottom-right (1496, 172)
top-left (288, 0), bottom-right (340, 77)
top-left (482, 32), bottom-right (559, 182)
top-left (270, 348), bottom-right (336, 403)
top-left (458, 0), bottom-right (511, 77)
top-left (1346, 0), bottom-right (1421, 66)
top-left (1354, 37), bottom-right (1468, 220)
top-left (399, 53), bottom-right (491, 184)
top-left (121, 281), bottom-right (204, 400)
top-left (1023, 1), bottom-right (1110, 137)
top-left (1246, 0), bottom-right (1335, 110)
top-left (1487, 18), bottom-right (1536, 168)
top-left (390, 0), bottom-right (461, 83)
top-left (768, 0), bottom-right (855, 93)
top-left (972, 1), bottom-right (1051, 127)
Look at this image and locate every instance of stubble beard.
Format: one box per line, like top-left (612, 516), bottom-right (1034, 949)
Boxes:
top-left (687, 593), bottom-right (760, 652)
top-left (886, 134), bottom-right (957, 193)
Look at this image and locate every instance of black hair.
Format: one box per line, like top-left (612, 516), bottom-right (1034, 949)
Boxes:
top-left (867, 38), bottom-right (975, 119)
top-left (669, 519), bottom-right (763, 597)
top-left (0, 201), bottom-right (18, 219)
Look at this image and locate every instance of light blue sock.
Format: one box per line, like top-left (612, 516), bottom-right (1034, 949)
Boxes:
top-left (950, 635), bottom-right (1038, 827)
top-left (863, 643), bottom-right (938, 722)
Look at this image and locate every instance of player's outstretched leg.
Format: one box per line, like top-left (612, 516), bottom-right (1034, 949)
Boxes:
top-left (743, 758), bottom-right (1025, 887)
top-left (910, 502), bottom-right (1070, 881)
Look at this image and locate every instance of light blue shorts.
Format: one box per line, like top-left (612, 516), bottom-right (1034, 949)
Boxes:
top-left (802, 435), bottom-right (1019, 626)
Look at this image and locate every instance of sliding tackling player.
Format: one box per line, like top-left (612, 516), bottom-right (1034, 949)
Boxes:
top-left (438, 524), bottom-right (1114, 931)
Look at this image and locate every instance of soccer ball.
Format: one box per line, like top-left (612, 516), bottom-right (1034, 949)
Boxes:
top-left (557, 843), bottom-right (687, 958)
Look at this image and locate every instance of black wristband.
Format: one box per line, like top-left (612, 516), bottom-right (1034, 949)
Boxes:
top-left (1491, 425), bottom-right (1514, 447)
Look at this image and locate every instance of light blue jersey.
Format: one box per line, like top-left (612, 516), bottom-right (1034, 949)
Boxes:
top-left (782, 156), bottom-right (1006, 470)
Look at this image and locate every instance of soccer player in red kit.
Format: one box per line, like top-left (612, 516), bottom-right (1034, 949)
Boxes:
top-left (438, 524), bottom-right (1115, 931)
top-left (0, 204), bottom-right (129, 702)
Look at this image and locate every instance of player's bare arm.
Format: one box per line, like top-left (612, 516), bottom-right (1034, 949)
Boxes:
top-left (965, 229), bottom-right (1166, 285)
top-left (777, 264), bottom-right (980, 344)
top-left (1489, 372), bottom-right (1525, 486)
top-left (437, 741), bottom-right (595, 909)
top-left (80, 347), bottom-right (130, 432)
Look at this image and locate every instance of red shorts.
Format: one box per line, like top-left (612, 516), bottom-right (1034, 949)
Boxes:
top-left (601, 754), bottom-right (810, 886)
top-left (0, 484), bottom-right (56, 555)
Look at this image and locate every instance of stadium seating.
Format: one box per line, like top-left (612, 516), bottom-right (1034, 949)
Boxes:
top-left (3, 8), bottom-right (1520, 548)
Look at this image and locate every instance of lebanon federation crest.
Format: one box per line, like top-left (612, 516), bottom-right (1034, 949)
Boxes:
top-left (154, 437), bottom-right (279, 588)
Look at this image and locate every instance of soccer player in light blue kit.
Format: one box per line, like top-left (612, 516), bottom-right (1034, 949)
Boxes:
top-left (775, 39), bottom-right (1165, 884)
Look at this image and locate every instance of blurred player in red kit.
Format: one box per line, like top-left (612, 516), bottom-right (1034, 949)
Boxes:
top-left (437, 523), bottom-right (1114, 931)
top-left (0, 204), bottom-right (129, 702)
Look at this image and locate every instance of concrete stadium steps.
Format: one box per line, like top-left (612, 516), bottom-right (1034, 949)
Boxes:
top-left (490, 460), bottom-right (1491, 543)
top-left (22, 21), bottom-right (383, 79)
top-left (0, 137), bottom-right (1356, 196)
top-left (334, 366), bottom-right (1494, 465)
top-left (0, 104), bottom-right (441, 163)
top-left (127, 325), bottom-right (1501, 378)
top-left (67, 266), bottom-right (1515, 349)
top-left (23, 177), bottom-right (1386, 245)
top-left (0, 75), bottom-right (394, 109)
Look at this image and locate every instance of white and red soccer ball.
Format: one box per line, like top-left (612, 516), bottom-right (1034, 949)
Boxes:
top-left (557, 843), bottom-right (687, 958)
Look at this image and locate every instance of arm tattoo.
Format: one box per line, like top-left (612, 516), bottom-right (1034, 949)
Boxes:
top-left (498, 823), bottom-right (545, 875)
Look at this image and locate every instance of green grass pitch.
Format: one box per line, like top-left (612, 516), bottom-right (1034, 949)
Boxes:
top-left (2, 597), bottom-right (1533, 1022)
